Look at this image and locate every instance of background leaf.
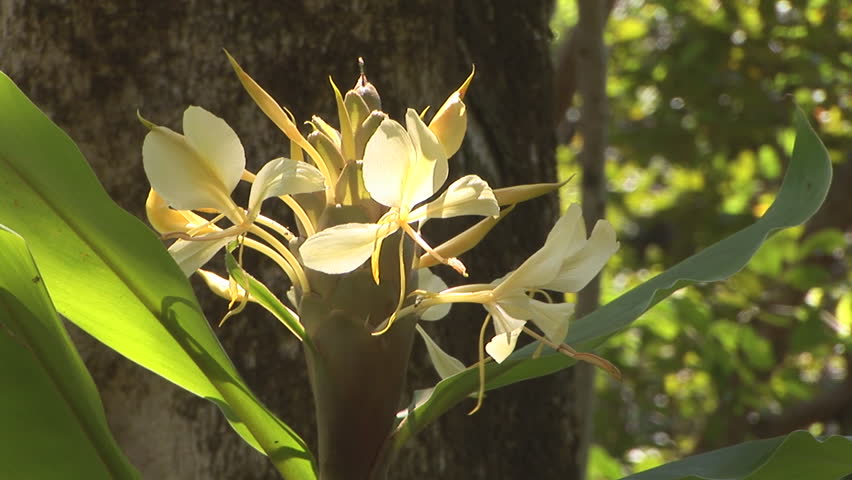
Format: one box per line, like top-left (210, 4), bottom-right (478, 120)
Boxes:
top-left (0, 72), bottom-right (316, 479)
top-left (0, 225), bottom-right (139, 479)
top-left (621, 431), bottom-right (852, 480)
top-left (391, 107), bottom-right (832, 450)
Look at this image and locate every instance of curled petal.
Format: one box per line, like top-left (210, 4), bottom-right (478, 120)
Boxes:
top-left (410, 174), bottom-right (499, 221)
top-left (416, 325), bottom-right (466, 379)
top-left (248, 157), bottom-right (326, 215)
top-left (142, 106), bottom-right (244, 214)
top-left (299, 222), bottom-right (394, 274)
top-left (197, 269), bottom-right (251, 304)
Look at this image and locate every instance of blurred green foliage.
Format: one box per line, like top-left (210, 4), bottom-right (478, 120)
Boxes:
top-left (552, 0), bottom-right (851, 477)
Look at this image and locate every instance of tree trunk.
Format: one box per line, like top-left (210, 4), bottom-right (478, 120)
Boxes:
top-left (2, 1), bottom-right (591, 478)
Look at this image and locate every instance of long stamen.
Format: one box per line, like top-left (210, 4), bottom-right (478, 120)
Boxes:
top-left (399, 221), bottom-right (467, 277)
top-left (248, 225), bottom-right (311, 294)
top-left (255, 214), bottom-right (295, 241)
top-left (372, 233), bottom-right (408, 336)
top-left (468, 314), bottom-right (492, 415)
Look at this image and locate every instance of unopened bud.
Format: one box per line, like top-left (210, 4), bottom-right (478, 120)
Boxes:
top-left (354, 110), bottom-right (388, 160)
top-left (308, 130), bottom-right (345, 170)
top-left (353, 57), bottom-right (382, 110)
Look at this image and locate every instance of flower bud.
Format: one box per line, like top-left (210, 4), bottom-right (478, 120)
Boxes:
top-left (353, 57), bottom-right (382, 111)
top-left (308, 130), bottom-right (345, 171)
top-left (429, 67), bottom-right (474, 158)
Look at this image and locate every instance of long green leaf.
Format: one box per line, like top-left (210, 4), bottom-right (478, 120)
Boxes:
top-left (0, 225), bottom-right (139, 479)
top-left (391, 107), bottom-right (832, 449)
top-left (0, 72), bottom-right (316, 479)
top-left (621, 431), bottom-right (852, 480)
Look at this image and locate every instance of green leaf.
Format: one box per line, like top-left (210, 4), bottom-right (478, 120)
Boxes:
top-left (0, 72), bottom-right (316, 479)
top-left (224, 243), bottom-right (310, 346)
top-left (0, 225), bottom-right (139, 479)
top-left (621, 431), bottom-right (852, 480)
top-left (390, 106), bottom-right (832, 450)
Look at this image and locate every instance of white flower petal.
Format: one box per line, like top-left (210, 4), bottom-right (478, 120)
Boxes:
top-left (142, 107), bottom-right (243, 213)
top-left (402, 109), bottom-right (449, 209)
top-left (362, 118), bottom-right (413, 208)
top-left (484, 329), bottom-right (522, 364)
top-left (168, 237), bottom-right (230, 276)
top-left (417, 268), bottom-right (451, 321)
top-left (248, 157), bottom-right (326, 214)
top-left (495, 204), bottom-right (585, 294)
top-left (544, 219), bottom-right (619, 292)
top-left (197, 269), bottom-right (250, 303)
top-left (411, 174), bottom-right (499, 221)
top-left (527, 299), bottom-right (574, 344)
top-left (483, 302), bottom-right (526, 363)
top-left (183, 106), bottom-right (245, 195)
top-left (416, 325), bottom-right (466, 379)
top-left (299, 222), bottom-right (393, 274)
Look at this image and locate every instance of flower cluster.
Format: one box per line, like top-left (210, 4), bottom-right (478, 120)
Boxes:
top-left (140, 54), bottom-right (620, 406)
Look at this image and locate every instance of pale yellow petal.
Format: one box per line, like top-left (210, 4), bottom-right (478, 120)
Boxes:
top-left (483, 302), bottom-right (526, 363)
top-left (248, 157), bottom-right (326, 215)
top-left (183, 106), bottom-right (245, 197)
top-left (411, 174), bottom-right (499, 221)
top-left (544, 219), bottom-right (619, 292)
top-left (168, 238), bottom-right (230, 276)
top-left (402, 109), bottom-right (449, 209)
top-left (299, 222), bottom-right (394, 274)
top-left (362, 118), bottom-right (413, 208)
top-left (428, 67), bottom-right (473, 158)
top-left (493, 204), bottom-right (584, 295)
top-left (417, 268), bottom-right (451, 321)
top-left (416, 324), bottom-right (466, 379)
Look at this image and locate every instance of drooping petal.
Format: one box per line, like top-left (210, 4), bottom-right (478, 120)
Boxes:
top-left (248, 157), bottom-right (326, 216)
top-left (483, 302), bottom-right (526, 363)
top-left (416, 325), bottom-right (466, 379)
top-left (168, 237), bottom-right (230, 276)
top-left (142, 107), bottom-right (243, 214)
top-left (299, 222), bottom-right (394, 274)
top-left (493, 204), bottom-right (585, 295)
top-left (543, 219), bottom-right (619, 292)
top-left (410, 174), bottom-right (499, 221)
top-left (402, 109), bottom-right (449, 209)
top-left (417, 268), bottom-right (451, 321)
top-left (362, 118), bottom-right (414, 208)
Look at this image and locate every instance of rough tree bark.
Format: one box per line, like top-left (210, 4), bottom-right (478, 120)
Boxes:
top-left (2, 1), bottom-right (593, 478)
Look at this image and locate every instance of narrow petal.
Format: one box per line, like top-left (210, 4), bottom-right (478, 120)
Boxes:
top-left (402, 109), bottom-right (449, 209)
top-left (417, 268), bottom-right (451, 321)
top-left (183, 106), bottom-right (246, 196)
top-left (248, 157), bottom-right (326, 215)
top-left (168, 238), bottom-right (230, 276)
top-left (544, 219), bottom-right (619, 292)
top-left (416, 325), bottom-right (466, 379)
top-left (362, 118), bottom-right (413, 208)
top-left (299, 222), bottom-right (394, 274)
top-left (146, 189), bottom-right (217, 235)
